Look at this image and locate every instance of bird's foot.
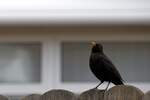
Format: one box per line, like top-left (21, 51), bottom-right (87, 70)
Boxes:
top-left (92, 86), bottom-right (98, 90)
top-left (104, 88), bottom-right (108, 93)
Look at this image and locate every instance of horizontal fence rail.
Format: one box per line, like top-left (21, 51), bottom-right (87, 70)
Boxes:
top-left (0, 85), bottom-right (149, 100)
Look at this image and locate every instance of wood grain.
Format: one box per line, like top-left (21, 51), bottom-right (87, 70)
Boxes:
top-left (104, 85), bottom-right (144, 100)
top-left (78, 89), bottom-right (105, 100)
top-left (0, 85), bottom-right (148, 100)
top-left (143, 91), bottom-right (150, 100)
top-left (21, 94), bottom-right (41, 100)
top-left (40, 89), bottom-right (77, 100)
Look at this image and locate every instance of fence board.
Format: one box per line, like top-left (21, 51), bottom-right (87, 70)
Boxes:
top-left (40, 89), bottom-right (77, 100)
top-left (0, 95), bottom-right (8, 100)
top-left (21, 94), bottom-right (41, 100)
top-left (143, 91), bottom-right (150, 100)
top-left (78, 89), bottom-right (105, 100)
top-left (104, 85), bottom-right (144, 100)
top-left (0, 85), bottom-right (148, 100)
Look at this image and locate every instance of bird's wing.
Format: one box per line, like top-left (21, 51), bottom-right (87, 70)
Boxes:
top-left (99, 54), bottom-right (123, 82)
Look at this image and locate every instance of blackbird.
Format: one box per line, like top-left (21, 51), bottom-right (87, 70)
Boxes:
top-left (89, 42), bottom-right (124, 90)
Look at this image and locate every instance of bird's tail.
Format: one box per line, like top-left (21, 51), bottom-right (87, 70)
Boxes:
top-left (115, 80), bottom-right (124, 85)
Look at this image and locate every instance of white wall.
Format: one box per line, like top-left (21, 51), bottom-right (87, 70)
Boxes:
top-left (0, 0), bottom-right (150, 24)
top-left (0, 0), bottom-right (150, 10)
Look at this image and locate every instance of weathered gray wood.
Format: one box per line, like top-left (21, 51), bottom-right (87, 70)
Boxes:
top-left (21, 94), bottom-right (41, 100)
top-left (143, 91), bottom-right (150, 100)
top-left (78, 89), bottom-right (105, 100)
top-left (104, 85), bottom-right (144, 100)
top-left (0, 95), bottom-right (8, 100)
top-left (40, 89), bottom-right (77, 100)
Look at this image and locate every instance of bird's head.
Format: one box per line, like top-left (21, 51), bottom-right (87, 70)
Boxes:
top-left (91, 41), bottom-right (103, 53)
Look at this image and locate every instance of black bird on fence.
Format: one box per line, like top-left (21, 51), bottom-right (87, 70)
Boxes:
top-left (89, 42), bottom-right (124, 90)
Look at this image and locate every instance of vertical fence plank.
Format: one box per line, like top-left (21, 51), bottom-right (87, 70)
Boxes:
top-left (78, 89), bottom-right (105, 100)
top-left (21, 94), bottom-right (41, 100)
top-left (104, 85), bottom-right (144, 100)
top-left (143, 91), bottom-right (150, 100)
top-left (0, 95), bottom-right (8, 100)
top-left (40, 89), bottom-right (77, 100)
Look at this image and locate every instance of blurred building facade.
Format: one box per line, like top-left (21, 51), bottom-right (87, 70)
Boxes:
top-left (0, 0), bottom-right (150, 98)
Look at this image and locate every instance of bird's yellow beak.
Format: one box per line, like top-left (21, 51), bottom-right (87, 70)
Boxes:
top-left (91, 41), bottom-right (96, 46)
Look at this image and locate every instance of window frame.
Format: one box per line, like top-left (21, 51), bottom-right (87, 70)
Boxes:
top-left (0, 34), bottom-right (55, 95)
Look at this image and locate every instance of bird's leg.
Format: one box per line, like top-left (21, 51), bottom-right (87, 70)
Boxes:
top-left (105, 82), bottom-right (110, 91)
top-left (94, 81), bottom-right (103, 89)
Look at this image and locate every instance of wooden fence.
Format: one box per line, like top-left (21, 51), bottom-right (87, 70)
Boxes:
top-left (0, 85), bottom-right (150, 100)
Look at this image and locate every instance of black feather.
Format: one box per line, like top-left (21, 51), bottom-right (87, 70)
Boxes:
top-left (90, 43), bottom-right (124, 87)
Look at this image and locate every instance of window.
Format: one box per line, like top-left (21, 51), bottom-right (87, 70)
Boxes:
top-left (0, 43), bottom-right (41, 84)
top-left (61, 42), bottom-right (150, 83)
